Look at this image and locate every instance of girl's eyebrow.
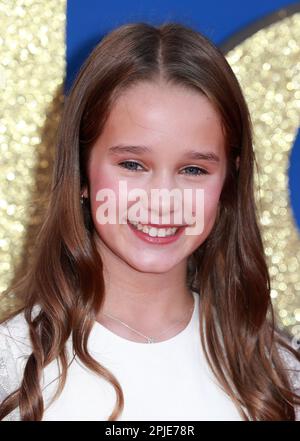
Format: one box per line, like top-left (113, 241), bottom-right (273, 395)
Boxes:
top-left (107, 144), bottom-right (220, 163)
top-left (182, 150), bottom-right (220, 163)
top-left (108, 144), bottom-right (152, 155)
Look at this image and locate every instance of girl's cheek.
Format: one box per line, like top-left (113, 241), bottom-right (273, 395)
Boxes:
top-left (88, 165), bottom-right (118, 226)
top-left (89, 168), bottom-right (140, 227)
top-left (191, 183), bottom-right (222, 232)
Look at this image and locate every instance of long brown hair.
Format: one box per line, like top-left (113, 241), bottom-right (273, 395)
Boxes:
top-left (1, 21), bottom-right (300, 421)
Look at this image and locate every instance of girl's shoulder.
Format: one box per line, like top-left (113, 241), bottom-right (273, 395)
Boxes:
top-left (0, 305), bottom-right (40, 421)
top-left (0, 304), bottom-right (41, 354)
top-left (277, 343), bottom-right (300, 387)
top-left (277, 337), bottom-right (300, 420)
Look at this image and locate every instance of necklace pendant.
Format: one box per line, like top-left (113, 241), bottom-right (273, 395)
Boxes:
top-left (147, 337), bottom-right (155, 344)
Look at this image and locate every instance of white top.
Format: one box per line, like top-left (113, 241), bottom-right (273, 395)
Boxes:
top-left (0, 290), bottom-right (299, 421)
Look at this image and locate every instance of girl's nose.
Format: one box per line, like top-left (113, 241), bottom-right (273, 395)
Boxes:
top-left (143, 173), bottom-right (184, 224)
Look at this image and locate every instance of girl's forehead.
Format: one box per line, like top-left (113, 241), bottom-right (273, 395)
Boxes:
top-left (96, 82), bottom-right (225, 151)
top-left (111, 81), bottom-right (221, 120)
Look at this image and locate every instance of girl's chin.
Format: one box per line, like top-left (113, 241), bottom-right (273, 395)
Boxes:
top-left (127, 262), bottom-right (177, 273)
top-left (118, 247), bottom-right (182, 273)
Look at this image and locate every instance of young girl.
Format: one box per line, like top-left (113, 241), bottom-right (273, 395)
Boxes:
top-left (0, 21), bottom-right (300, 421)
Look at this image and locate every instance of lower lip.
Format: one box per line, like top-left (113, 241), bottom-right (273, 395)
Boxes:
top-left (128, 222), bottom-right (186, 244)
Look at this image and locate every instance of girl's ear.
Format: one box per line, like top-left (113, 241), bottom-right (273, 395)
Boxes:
top-left (81, 186), bottom-right (89, 198)
top-left (235, 156), bottom-right (240, 171)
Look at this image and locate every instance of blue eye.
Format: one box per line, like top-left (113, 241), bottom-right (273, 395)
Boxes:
top-left (119, 161), bottom-right (144, 171)
top-left (118, 161), bottom-right (209, 175)
top-left (181, 166), bottom-right (209, 176)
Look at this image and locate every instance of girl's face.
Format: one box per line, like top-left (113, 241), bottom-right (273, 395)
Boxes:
top-left (85, 81), bottom-right (227, 273)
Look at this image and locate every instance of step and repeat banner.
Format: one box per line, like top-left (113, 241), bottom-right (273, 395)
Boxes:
top-left (0, 0), bottom-right (299, 338)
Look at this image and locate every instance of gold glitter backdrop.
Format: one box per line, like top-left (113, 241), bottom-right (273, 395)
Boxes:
top-left (225, 12), bottom-right (300, 340)
top-left (0, 0), bottom-right (66, 316)
top-left (0, 4), bottom-right (299, 339)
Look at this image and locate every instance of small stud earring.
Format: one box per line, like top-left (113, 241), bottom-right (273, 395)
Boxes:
top-left (80, 194), bottom-right (84, 205)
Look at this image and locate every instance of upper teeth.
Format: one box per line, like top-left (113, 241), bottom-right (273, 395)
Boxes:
top-left (129, 220), bottom-right (179, 237)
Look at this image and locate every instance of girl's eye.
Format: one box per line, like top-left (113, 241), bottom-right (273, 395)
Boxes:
top-left (118, 161), bottom-right (209, 176)
top-left (118, 161), bottom-right (144, 172)
top-left (180, 166), bottom-right (209, 176)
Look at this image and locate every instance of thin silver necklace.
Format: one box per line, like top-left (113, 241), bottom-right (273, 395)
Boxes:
top-left (103, 296), bottom-right (195, 344)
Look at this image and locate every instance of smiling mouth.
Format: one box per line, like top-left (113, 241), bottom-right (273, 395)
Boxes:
top-left (128, 219), bottom-right (184, 237)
